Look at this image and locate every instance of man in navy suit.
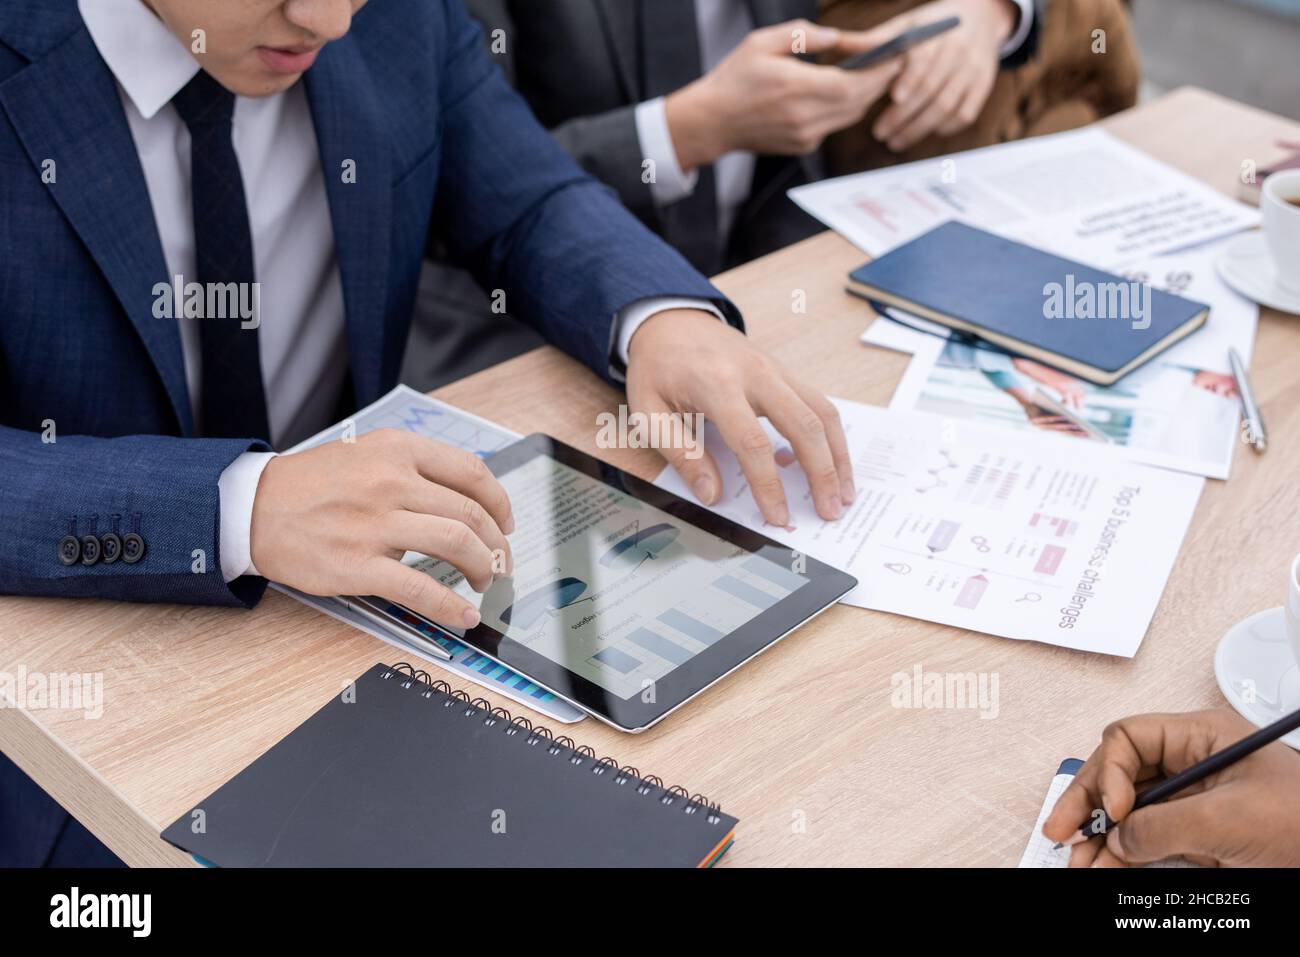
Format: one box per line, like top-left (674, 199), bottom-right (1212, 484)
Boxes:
top-left (0, 0), bottom-right (858, 864)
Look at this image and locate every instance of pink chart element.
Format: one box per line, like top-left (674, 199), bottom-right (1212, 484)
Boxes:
top-left (1034, 545), bottom-right (1066, 576)
top-left (1029, 512), bottom-right (1078, 539)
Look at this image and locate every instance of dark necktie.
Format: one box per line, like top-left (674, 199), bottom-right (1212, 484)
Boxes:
top-left (171, 70), bottom-right (271, 441)
top-left (639, 0), bottom-right (722, 276)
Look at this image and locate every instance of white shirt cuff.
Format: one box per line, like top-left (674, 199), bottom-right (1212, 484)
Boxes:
top-left (999, 0), bottom-right (1034, 60)
top-left (634, 97), bottom-right (698, 206)
top-left (612, 297), bottom-right (725, 376)
top-left (217, 451), bottom-right (277, 582)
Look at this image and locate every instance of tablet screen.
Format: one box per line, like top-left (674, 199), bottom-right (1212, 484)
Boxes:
top-left (405, 454), bottom-right (810, 700)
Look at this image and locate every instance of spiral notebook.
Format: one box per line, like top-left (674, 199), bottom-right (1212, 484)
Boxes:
top-left (161, 663), bottom-right (737, 867)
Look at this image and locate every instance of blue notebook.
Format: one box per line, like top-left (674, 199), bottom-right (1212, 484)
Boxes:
top-left (847, 221), bottom-right (1210, 385)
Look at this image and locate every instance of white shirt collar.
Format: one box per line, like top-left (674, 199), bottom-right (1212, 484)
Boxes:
top-left (78, 0), bottom-right (200, 119)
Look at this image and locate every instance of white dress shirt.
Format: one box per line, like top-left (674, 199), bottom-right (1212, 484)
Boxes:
top-left (635, 0), bottom-right (758, 240)
top-left (80, 0), bottom-right (720, 583)
top-left (635, 0), bottom-right (1036, 242)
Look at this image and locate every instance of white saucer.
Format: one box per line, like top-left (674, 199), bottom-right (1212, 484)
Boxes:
top-left (1214, 607), bottom-right (1300, 750)
top-left (1216, 232), bottom-right (1300, 315)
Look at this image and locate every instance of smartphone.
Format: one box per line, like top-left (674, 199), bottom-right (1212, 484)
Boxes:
top-left (838, 15), bottom-right (961, 71)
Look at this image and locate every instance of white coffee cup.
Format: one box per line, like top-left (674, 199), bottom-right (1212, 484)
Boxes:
top-left (1261, 169), bottom-right (1300, 293)
top-left (1286, 552), bottom-right (1300, 670)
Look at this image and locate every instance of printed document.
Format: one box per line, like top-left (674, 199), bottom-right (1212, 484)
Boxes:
top-left (655, 399), bottom-right (1203, 657)
top-left (789, 128), bottom-right (1258, 267)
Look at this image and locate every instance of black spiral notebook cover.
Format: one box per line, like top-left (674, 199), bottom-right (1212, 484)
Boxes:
top-left (161, 663), bottom-right (738, 867)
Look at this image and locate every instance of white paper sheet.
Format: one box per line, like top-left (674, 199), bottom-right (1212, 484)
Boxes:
top-left (654, 398), bottom-right (1203, 657)
top-left (860, 242), bottom-right (1258, 480)
top-left (789, 128), bottom-right (1258, 268)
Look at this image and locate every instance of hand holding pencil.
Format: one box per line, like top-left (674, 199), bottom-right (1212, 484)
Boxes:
top-left (1042, 708), bottom-right (1300, 867)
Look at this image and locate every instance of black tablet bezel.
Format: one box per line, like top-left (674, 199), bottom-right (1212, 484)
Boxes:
top-left (434, 433), bottom-right (857, 732)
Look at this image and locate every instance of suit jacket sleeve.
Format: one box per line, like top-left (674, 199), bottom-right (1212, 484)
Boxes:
top-left (465, 0), bottom-right (656, 220)
top-left (433, 0), bottom-right (740, 381)
top-left (0, 426), bottom-right (269, 606)
top-left (545, 107), bottom-right (657, 222)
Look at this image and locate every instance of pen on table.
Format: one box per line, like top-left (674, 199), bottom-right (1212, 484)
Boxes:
top-left (1055, 704), bottom-right (1300, 848)
top-left (340, 596), bottom-right (453, 661)
top-left (1229, 347), bottom-right (1267, 453)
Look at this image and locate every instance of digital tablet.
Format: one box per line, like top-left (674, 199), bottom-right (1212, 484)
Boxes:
top-left (399, 434), bottom-right (857, 732)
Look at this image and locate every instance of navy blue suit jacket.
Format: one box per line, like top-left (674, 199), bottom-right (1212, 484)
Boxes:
top-left (0, 0), bottom-right (740, 609)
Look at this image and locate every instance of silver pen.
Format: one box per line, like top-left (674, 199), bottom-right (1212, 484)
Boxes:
top-left (340, 596), bottom-right (453, 661)
top-left (1229, 348), bottom-right (1267, 453)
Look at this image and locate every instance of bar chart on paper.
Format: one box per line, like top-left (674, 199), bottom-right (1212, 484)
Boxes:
top-left (378, 601), bottom-right (581, 714)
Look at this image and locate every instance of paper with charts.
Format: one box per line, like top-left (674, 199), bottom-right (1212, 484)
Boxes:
top-left (788, 127), bottom-right (1258, 267)
top-left (1020, 759), bottom-right (1194, 867)
top-left (288, 383), bottom-right (517, 458)
top-left (655, 399), bottom-right (1204, 657)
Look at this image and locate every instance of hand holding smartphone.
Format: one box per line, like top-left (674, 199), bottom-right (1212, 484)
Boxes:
top-left (837, 15), bottom-right (961, 71)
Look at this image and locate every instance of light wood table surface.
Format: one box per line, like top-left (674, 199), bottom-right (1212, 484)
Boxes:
top-left (3, 88), bottom-right (1298, 867)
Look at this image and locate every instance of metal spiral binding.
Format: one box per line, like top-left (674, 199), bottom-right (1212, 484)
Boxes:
top-left (380, 662), bottom-right (723, 824)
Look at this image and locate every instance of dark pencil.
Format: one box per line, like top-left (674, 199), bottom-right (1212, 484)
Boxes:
top-left (1056, 704), bottom-right (1300, 848)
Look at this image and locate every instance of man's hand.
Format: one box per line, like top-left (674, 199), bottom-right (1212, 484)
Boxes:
top-left (250, 430), bottom-right (514, 631)
top-left (626, 309), bottom-right (855, 526)
top-left (872, 0), bottom-right (1019, 152)
top-left (665, 19), bottom-right (902, 171)
top-left (1042, 709), bottom-right (1300, 867)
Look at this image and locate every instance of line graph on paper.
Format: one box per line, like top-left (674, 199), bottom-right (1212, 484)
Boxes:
top-left (289, 384), bottom-right (521, 457)
top-left (381, 402), bottom-right (516, 459)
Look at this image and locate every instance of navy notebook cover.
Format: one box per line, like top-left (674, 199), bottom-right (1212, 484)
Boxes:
top-left (160, 664), bottom-right (738, 867)
top-left (848, 221), bottom-right (1209, 383)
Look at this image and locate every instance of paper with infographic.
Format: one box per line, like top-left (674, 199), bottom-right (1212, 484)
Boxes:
top-left (655, 399), bottom-right (1204, 657)
top-left (789, 127), bottom-right (1258, 267)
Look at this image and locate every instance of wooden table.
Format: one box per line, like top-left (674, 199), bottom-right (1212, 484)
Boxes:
top-left (3, 88), bottom-right (1298, 867)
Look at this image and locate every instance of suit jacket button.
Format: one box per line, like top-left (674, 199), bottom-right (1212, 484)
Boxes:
top-left (100, 532), bottom-right (123, 564)
top-left (80, 535), bottom-right (101, 565)
top-left (122, 532), bottom-right (146, 564)
top-left (58, 535), bottom-right (81, 565)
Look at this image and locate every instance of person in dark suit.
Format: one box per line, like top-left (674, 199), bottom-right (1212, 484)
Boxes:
top-left (475, 0), bottom-right (1034, 274)
top-left (0, 0), bottom-right (858, 864)
top-left (475, 0), bottom-right (1041, 273)
top-left (402, 0), bottom-right (1040, 390)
